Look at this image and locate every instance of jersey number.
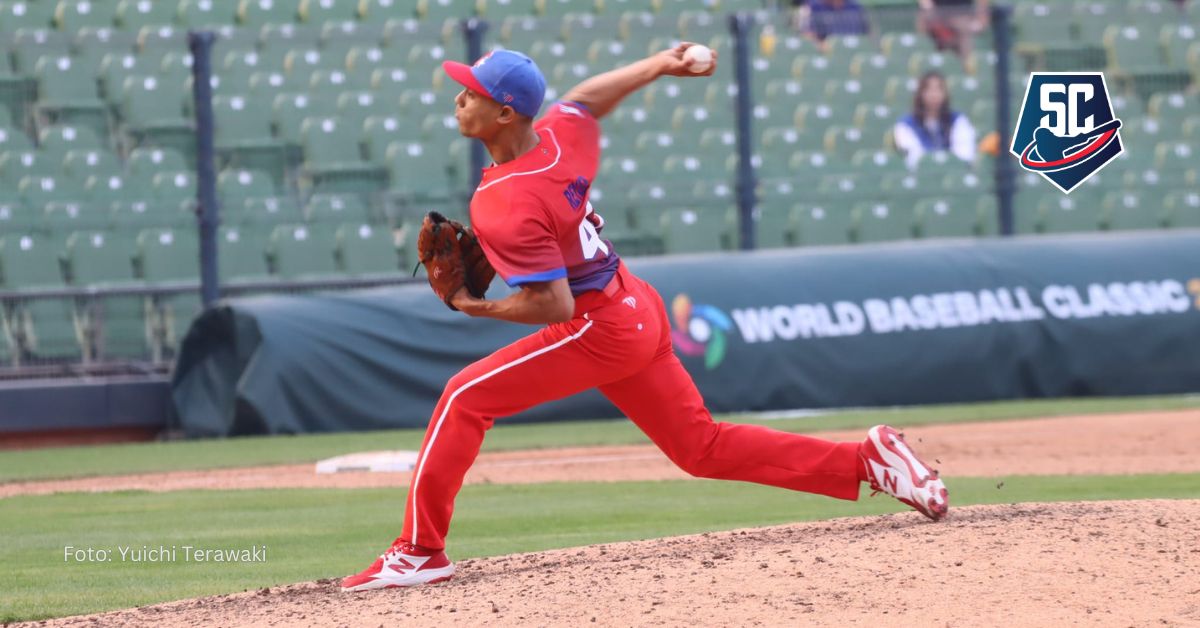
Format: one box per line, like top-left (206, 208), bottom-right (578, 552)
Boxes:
top-left (579, 214), bottom-right (609, 260)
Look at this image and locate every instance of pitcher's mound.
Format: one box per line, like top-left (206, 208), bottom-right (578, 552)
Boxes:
top-left (39, 500), bottom-right (1200, 627)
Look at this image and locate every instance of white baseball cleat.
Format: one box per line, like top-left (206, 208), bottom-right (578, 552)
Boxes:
top-left (860, 425), bottom-right (949, 521)
top-left (341, 538), bottom-right (455, 592)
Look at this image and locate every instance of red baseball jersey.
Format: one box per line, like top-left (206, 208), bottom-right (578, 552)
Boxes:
top-left (468, 101), bottom-right (620, 296)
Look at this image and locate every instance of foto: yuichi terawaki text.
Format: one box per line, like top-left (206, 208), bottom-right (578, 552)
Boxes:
top-left (63, 545), bottom-right (268, 563)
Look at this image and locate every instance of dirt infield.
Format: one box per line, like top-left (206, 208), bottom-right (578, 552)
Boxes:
top-left (3, 409), bottom-right (1198, 499)
top-left (28, 500), bottom-right (1200, 627)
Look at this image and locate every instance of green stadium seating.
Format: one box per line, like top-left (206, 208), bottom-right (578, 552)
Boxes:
top-left (0, 233), bottom-right (80, 360)
top-left (238, 0), bottom-right (299, 29)
top-left (0, 125), bottom-right (34, 154)
top-left (749, 206), bottom-right (792, 249)
top-left (1102, 191), bottom-right (1163, 231)
top-left (152, 171), bottom-right (197, 206)
top-left (73, 29), bottom-right (139, 68)
top-left (217, 226), bottom-right (271, 281)
top-left (1163, 190), bottom-right (1200, 228)
top-left (0, 196), bottom-right (38, 232)
top-left (212, 94), bottom-right (288, 182)
top-left (385, 139), bottom-right (452, 200)
top-left (64, 230), bottom-right (151, 360)
top-left (300, 0), bottom-right (359, 24)
top-left (336, 222), bottom-right (399, 276)
top-left (660, 207), bottom-right (730, 254)
top-left (1105, 25), bottom-right (1165, 71)
top-left (269, 223), bottom-right (339, 277)
top-left (33, 55), bottom-right (108, 134)
top-left (792, 203), bottom-right (855, 247)
top-left (233, 196), bottom-right (302, 225)
top-left (854, 201), bottom-right (915, 243)
top-left (420, 0), bottom-right (469, 21)
top-left (272, 92), bottom-right (336, 143)
top-left (176, 0), bottom-right (231, 27)
top-left (218, 168), bottom-right (278, 206)
top-left (136, 227), bottom-right (201, 357)
top-left (915, 197), bottom-right (984, 238)
top-left (110, 199), bottom-right (188, 231)
top-left (1037, 195), bottom-right (1100, 234)
top-left (85, 173), bottom-right (132, 209)
top-left (115, 0), bottom-right (178, 29)
top-left (306, 194), bottom-right (371, 223)
top-left (300, 116), bottom-right (387, 196)
top-left (1, 2), bottom-right (59, 31)
top-left (119, 75), bottom-right (194, 158)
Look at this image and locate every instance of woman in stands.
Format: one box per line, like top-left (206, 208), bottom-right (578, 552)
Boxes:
top-left (893, 70), bottom-right (977, 170)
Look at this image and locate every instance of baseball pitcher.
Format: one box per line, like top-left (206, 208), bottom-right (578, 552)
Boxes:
top-left (342, 44), bottom-right (949, 592)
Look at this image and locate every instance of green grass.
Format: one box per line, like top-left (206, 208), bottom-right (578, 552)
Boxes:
top-left (1, 394), bottom-right (1197, 483)
top-left (2, 473), bottom-right (1199, 622)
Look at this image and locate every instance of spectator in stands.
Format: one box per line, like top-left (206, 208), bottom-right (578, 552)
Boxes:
top-left (798, 0), bottom-right (870, 51)
top-left (917, 0), bottom-right (989, 73)
top-left (893, 70), bottom-right (977, 170)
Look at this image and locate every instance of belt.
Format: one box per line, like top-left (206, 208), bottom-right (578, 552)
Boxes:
top-left (600, 270), bottom-right (621, 298)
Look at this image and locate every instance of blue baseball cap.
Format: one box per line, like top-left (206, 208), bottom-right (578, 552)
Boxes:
top-left (442, 50), bottom-right (546, 119)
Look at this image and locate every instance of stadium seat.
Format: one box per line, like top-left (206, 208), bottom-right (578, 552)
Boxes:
top-left (300, 0), bottom-right (359, 25)
top-left (34, 54), bottom-right (109, 134)
top-left (212, 94), bottom-right (288, 183)
top-left (152, 171), bottom-right (197, 206)
top-left (269, 223), bottom-right (339, 278)
top-left (1, 2), bottom-right (59, 31)
top-left (300, 116), bottom-right (387, 197)
top-left (136, 227), bottom-right (202, 357)
top-left (749, 206), bottom-right (792, 249)
top-left (115, 0), bottom-right (178, 29)
top-left (336, 222), bottom-right (399, 276)
top-left (237, 0), bottom-right (299, 29)
top-left (0, 196), bottom-right (38, 232)
top-left (272, 92), bottom-right (339, 144)
top-left (306, 194), bottom-right (372, 223)
top-left (119, 75), bottom-right (194, 158)
top-left (0, 233), bottom-right (80, 360)
top-left (217, 226), bottom-right (271, 281)
top-left (64, 230), bottom-right (151, 360)
top-left (659, 207), bottom-right (730, 254)
top-left (218, 168), bottom-right (278, 206)
top-left (385, 139), bottom-right (453, 201)
top-left (915, 197), bottom-right (983, 238)
top-left (1105, 25), bottom-right (1165, 71)
top-left (233, 196), bottom-right (303, 225)
top-left (854, 201), bottom-right (914, 243)
top-left (1102, 191), bottom-right (1162, 231)
top-left (1163, 189), bottom-right (1200, 228)
top-left (792, 203), bottom-right (855, 247)
top-left (1037, 196), bottom-right (1100, 234)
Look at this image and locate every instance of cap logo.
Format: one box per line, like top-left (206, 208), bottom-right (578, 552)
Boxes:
top-left (502, 93), bottom-right (513, 103)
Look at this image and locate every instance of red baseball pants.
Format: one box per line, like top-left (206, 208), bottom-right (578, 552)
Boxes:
top-left (402, 262), bottom-right (863, 550)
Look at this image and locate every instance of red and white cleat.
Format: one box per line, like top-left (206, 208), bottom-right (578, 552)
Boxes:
top-left (341, 539), bottom-right (455, 592)
top-left (860, 425), bottom-right (949, 521)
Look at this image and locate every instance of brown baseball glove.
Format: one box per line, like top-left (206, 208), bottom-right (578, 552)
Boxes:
top-left (446, 219), bottom-right (495, 299)
top-left (414, 211), bottom-right (467, 311)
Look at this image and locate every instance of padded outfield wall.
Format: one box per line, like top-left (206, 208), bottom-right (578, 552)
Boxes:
top-left (172, 230), bottom-right (1200, 437)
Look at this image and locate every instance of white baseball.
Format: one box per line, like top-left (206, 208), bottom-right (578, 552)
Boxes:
top-left (683, 45), bottom-right (713, 73)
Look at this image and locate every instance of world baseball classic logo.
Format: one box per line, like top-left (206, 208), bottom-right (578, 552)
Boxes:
top-left (670, 294), bottom-right (733, 370)
top-left (1011, 72), bottom-right (1124, 194)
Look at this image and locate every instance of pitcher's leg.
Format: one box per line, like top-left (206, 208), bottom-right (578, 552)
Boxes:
top-left (600, 353), bottom-right (862, 500)
top-left (402, 317), bottom-right (635, 550)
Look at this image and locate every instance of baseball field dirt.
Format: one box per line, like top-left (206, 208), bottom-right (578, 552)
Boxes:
top-left (3, 409), bottom-right (1198, 498)
top-left (7, 409), bottom-right (1200, 627)
top-left (25, 500), bottom-right (1200, 627)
